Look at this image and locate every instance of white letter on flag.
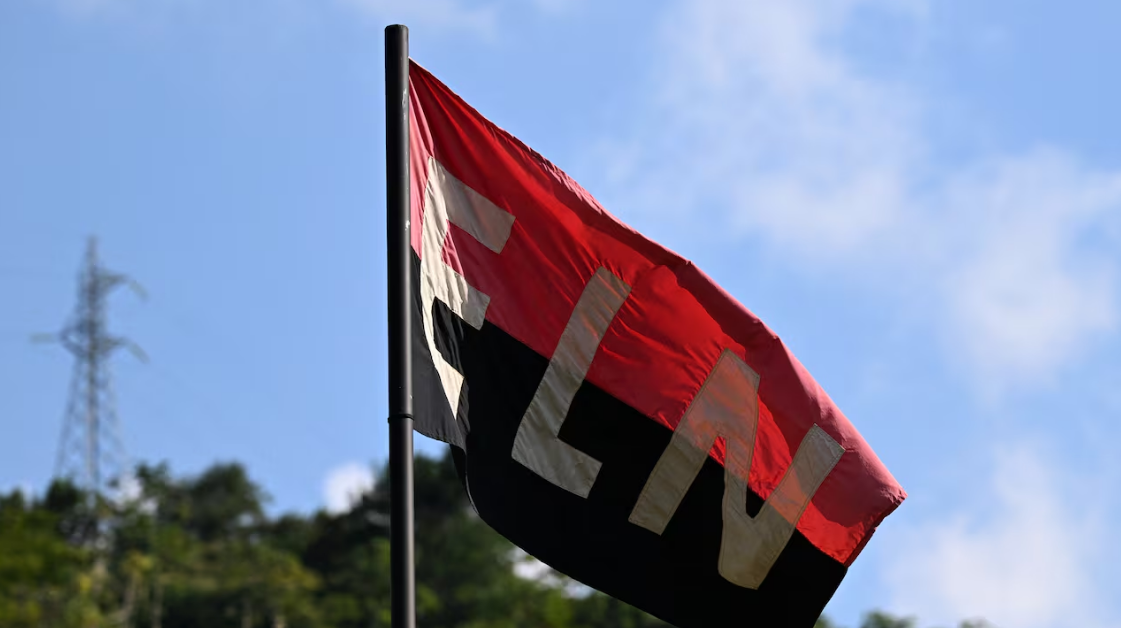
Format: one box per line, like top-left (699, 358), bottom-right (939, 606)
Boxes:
top-left (420, 157), bottom-right (515, 415)
top-left (629, 350), bottom-right (845, 589)
top-left (512, 267), bottom-right (631, 497)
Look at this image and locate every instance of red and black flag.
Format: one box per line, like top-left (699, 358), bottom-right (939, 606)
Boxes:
top-left (404, 60), bottom-right (905, 627)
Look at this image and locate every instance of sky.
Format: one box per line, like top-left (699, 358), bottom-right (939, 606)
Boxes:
top-left (2, 0), bottom-right (1121, 626)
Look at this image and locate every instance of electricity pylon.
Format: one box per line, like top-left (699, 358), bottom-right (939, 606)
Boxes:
top-left (36, 236), bottom-right (146, 498)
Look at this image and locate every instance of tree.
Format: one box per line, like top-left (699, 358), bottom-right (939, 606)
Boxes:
top-left (0, 487), bottom-right (102, 628)
top-left (1, 452), bottom-right (995, 628)
top-left (860, 610), bottom-right (917, 628)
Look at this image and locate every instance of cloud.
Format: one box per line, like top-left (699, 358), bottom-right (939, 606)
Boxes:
top-left (336, 0), bottom-right (497, 37)
top-left (115, 473), bottom-right (142, 503)
top-left (113, 473), bottom-right (161, 515)
top-left (606, 0), bottom-right (926, 254)
top-left (323, 462), bottom-right (375, 514)
top-left (602, 0), bottom-right (1121, 394)
top-left (511, 549), bottom-right (554, 580)
top-left (604, 8), bottom-right (1121, 624)
top-left (510, 548), bottom-right (591, 597)
top-left (937, 152), bottom-right (1121, 388)
top-left (885, 445), bottom-right (1116, 628)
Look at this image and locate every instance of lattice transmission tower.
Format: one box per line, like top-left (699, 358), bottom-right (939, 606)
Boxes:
top-left (37, 236), bottom-right (146, 497)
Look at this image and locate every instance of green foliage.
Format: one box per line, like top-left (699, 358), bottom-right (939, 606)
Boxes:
top-left (0, 487), bottom-right (101, 628)
top-left (0, 452), bottom-right (994, 628)
top-left (861, 610), bottom-right (917, 628)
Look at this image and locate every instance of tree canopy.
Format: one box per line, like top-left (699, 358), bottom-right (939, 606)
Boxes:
top-left (0, 451), bottom-right (989, 628)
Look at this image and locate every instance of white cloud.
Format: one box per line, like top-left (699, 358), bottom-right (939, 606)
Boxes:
top-left (608, 8), bottom-right (1121, 624)
top-left (114, 473), bottom-right (160, 515)
top-left (603, 0), bottom-right (1121, 394)
top-left (511, 548), bottom-right (554, 580)
top-left (937, 152), bottom-right (1121, 389)
top-left (510, 548), bottom-right (591, 597)
top-left (119, 474), bottom-right (142, 500)
top-left (323, 462), bottom-right (375, 514)
top-left (337, 0), bottom-right (497, 37)
top-left (612, 0), bottom-right (925, 257)
top-left (885, 445), bottom-right (1116, 628)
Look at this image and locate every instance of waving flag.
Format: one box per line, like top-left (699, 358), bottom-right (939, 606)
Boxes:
top-left (405, 59), bottom-right (905, 627)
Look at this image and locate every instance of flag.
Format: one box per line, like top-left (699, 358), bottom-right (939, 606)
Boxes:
top-left (406, 60), bottom-right (905, 628)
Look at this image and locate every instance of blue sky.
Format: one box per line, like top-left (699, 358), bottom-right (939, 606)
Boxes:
top-left (3, 0), bottom-right (1120, 626)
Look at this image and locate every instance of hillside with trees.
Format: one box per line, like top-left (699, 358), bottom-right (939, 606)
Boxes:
top-left (0, 451), bottom-right (988, 628)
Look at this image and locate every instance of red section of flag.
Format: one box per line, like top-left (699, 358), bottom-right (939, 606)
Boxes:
top-left (408, 60), bottom-right (904, 566)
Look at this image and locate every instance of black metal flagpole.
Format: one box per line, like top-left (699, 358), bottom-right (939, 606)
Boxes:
top-left (385, 23), bottom-right (416, 628)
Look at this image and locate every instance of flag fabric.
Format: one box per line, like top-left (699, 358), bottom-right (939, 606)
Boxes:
top-left (406, 60), bottom-right (905, 628)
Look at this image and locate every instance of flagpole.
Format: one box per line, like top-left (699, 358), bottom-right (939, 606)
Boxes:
top-left (385, 23), bottom-right (416, 628)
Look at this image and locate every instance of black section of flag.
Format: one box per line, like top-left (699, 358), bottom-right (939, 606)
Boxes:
top-left (409, 253), bottom-right (844, 628)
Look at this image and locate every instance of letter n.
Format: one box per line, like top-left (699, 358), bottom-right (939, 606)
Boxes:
top-left (629, 350), bottom-right (845, 589)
